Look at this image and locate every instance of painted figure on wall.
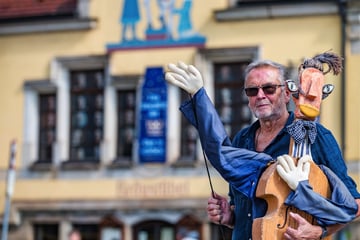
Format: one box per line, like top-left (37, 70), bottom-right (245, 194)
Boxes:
top-left (173, 0), bottom-right (198, 39)
top-left (121, 0), bottom-right (140, 42)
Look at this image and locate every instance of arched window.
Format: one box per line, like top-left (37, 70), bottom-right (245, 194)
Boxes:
top-left (176, 214), bottom-right (201, 240)
top-left (99, 215), bottom-right (124, 240)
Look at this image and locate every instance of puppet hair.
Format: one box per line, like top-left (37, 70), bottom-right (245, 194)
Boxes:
top-left (299, 51), bottom-right (343, 75)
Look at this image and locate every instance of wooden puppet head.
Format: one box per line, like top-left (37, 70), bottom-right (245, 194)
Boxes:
top-left (286, 52), bottom-right (343, 120)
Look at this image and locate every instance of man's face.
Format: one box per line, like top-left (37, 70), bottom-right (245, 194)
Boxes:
top-left (292, 68), bottom-right (324, 120)
top-left (245, 66), bottom-right (290, 120)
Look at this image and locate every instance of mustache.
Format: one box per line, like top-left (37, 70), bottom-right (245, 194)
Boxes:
top-left (255, 101), bottom-right (270, 107)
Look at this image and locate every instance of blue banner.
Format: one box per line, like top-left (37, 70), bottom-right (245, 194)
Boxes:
top-left (139, 67), bottom-right (167, 163)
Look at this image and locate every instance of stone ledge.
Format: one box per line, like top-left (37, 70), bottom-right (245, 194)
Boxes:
top-left (215, 2), bottom-right (338, 21)
top-left (0, 18), bottom-right (97, 36)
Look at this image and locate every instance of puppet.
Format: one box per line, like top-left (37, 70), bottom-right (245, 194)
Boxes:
top-left (165, 53), bottom-right (357, 239)
top-left (253, 52), bottom-right (345, 239)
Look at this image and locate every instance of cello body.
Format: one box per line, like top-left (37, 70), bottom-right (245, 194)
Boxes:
top-left (252, 158), bottom-right (331, 240)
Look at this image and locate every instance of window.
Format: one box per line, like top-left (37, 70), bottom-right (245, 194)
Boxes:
top-left (100, 215), bottom-right (124, 240)
top-left (73, 223), bottom-right (99, 240)
top-left (22, 55), bottom-right (109, 171)
top-left (34, 223), bottom-right (59, 240)
top-left (38, 94), bottom-right (57, 163)
top-left (69, 69), bottom-right (105, 162)
top-left (24, 80), bottom-right (57, 170)
top-left (133, 220), bottom-right (174, 240)
top-left (214, 62), bottom-right (252, 139)
top-left (176, 215), bottom-right (201, 240)
top-left (109, 74), bottom-right (140, 168)
top-left (116, 89), bottom-right (136, 162)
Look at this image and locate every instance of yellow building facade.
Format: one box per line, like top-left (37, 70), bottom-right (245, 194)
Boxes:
top-left (0, 0), bottom-right (359, 239)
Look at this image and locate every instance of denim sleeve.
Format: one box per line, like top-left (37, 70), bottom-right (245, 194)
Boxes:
top-left (285, 165), bottom-right (358, 226)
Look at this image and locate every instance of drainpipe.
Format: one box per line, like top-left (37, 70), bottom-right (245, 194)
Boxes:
top-left (339, 0), bottom-right (347, 153)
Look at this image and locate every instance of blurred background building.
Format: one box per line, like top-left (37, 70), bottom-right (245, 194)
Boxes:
top-left (0, 0), bottom-right (359, 239)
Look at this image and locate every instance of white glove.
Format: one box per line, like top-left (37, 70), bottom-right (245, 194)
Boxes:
top-left (165, 61), bottom-right (204, 95)
top-left (276, 154), bottom-right (312, 190)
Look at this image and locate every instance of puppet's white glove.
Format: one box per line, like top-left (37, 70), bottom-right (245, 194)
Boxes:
top-left (165, 61), bottom-right (203, 95)
top-left (276, 154), bottom-right (312, 190)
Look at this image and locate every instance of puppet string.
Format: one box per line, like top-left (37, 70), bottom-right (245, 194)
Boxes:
top-left (190, 95), bottom-right (227, 240)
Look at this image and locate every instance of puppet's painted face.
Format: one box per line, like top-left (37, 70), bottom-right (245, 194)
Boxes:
top-left (286, 67), bottom-right (334, 120)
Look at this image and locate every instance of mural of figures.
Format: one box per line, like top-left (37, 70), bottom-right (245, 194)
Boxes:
top-left (121, 0), bottom-right (140, 42)
top-left (107, 0), bottom-right (206, 51)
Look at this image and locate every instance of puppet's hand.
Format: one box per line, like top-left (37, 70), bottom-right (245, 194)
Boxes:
top-left (165, 61), bottom-right (203, 95)
top-left (276, 154), bottom-right (311, 190)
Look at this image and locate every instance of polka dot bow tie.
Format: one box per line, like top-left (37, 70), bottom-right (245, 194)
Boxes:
top-left (286, 120), bottom-right (317, 145)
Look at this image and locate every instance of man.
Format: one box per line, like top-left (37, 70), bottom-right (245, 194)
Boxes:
top-left (165, 59), bottom-right (360, 240)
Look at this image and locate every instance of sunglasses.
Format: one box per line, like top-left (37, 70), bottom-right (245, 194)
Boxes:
top-left (244, 84), bottom-right (284, 97)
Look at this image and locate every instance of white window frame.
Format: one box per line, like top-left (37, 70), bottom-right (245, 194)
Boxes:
top-left (110, 75), bottom-right (142, 167)
top-left (23, 80), bottom-right (57, 167)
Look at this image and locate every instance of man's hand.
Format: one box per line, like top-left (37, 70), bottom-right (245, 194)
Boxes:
top-left (165, 61), bottom-right (203, 95)
top-left (207, 192), bottom-right (234, 228)
top-left (276, 154), bottom-right (311, 190)
top-left (284, 212), bottom-right (323, 240)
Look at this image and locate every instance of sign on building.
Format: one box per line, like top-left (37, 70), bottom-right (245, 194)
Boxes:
top-left (139, 67), bottom-right (167, 163)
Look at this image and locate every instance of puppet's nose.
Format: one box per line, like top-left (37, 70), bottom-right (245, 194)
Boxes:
top-left (305, 81), bottom-right (319, 100)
